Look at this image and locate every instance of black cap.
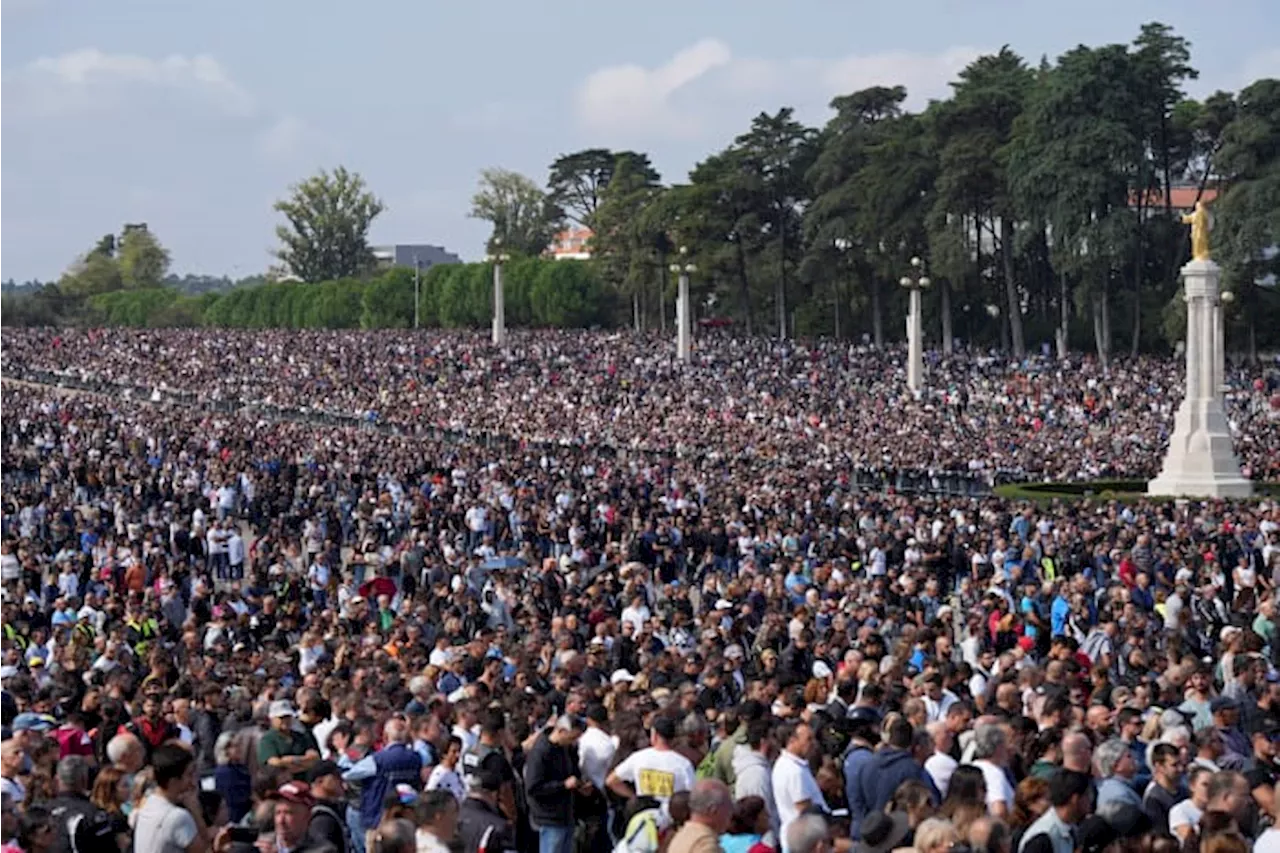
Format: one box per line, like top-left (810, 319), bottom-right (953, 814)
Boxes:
top-left (305, 760), bottom-right (341, 784)
top-left (72, 811), bottom-right (117, 853)
top-left (848, 707), bottom-right (883, 728)
top-left (470, 768), bottom-right (504, 792)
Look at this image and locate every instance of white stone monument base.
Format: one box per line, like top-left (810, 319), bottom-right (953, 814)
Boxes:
top-left (1148, 257), bottom-right (1252, 499)
top-left (1148, 397), bottom-right (1253, 497)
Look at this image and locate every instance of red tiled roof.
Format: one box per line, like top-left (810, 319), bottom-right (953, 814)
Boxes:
top-left (1131, 186), bottom-right (1219, 209)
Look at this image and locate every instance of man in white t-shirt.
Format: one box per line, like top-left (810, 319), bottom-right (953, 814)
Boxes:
top-left (965, 722), bottom-right (1015, 819)
top-left (308, 553), bottom-right (331, 609)
top-left (133, 743), bottom-right (211, 853)
top-left (606, 716), bottom-right (694, 808)
top-left (770, 721), bottom-right (827, 853)
top-left (578, 706), bottom-right (618, 791)
top-left (924, 722), bottom-right (959, 797)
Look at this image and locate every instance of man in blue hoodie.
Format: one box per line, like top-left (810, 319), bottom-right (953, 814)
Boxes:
top-left (842, 708), bottom-right (881, 840)
top-left (859, 717), bottom-right (940, 816)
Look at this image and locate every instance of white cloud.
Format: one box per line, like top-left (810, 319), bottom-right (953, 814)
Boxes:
top-left (574, 40), bottom-right (984, 144)
top-left (10, 48), bottom-right (256, 118)
top-left (576, 38), bottom-right (733, 138)
top-left (258, 115), bottom-right (308, 159)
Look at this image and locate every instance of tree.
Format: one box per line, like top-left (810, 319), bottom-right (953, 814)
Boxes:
top-left (806, 86), bottom-right (909, 345)
top-left (470, 168), bottom-right (561, 257)
top-left (547, 150), bottom-right (658, 227)
top-left (1213, 79), bottom-right (1280, 361)
top-left (1008, 45), bottom-right (1145, 366)
top-left (117, 226), bottom-right (171, 289)
top-left (92, 234), bottom-right (117, 259)
top-left (931, 48), bottom-right (1033, 356)
top-left (274, 166), bottom-right (384, 283)
top-left (60, 249), bottom-right (123, 297)
top-left (732, 108), bottom-right (818, 338)
top-left (591, 157), bottom-right (667, 330)
top-left (1126, 23), bottom-right (1198, 353)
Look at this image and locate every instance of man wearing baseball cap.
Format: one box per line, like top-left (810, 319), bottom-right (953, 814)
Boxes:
top-left (259, 700), bottom-right (320, 777)
top-left (305, 761), bottom-right (350, 853)
top-left (269, 781), bottom-right (333, 853)
top-left (457, 769), bottom-right (516, 853)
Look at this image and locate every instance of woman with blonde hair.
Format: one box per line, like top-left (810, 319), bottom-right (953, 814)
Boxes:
top-left (891, 781), bottom-right (937, 833)
top-left (912, 818), bottom-right (959, 853)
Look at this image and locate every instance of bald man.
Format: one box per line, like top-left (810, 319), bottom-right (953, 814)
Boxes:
top-left (667, 780), bottom-right (733, 853)
top-left (0, 740), bottom-right (26, 806)
top-left (1062, 732), bottom-right (1093, 774)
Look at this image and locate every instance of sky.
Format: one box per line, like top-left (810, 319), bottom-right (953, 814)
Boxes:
top-left (2, 0), bottom-right (1278, 282)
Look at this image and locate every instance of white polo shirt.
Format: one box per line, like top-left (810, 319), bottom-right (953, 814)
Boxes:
top-left (771, 749), bottom-right (827, 853)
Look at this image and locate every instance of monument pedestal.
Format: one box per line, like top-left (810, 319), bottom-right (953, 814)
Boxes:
top-left (1148, 259), bottom-right (1252, 498)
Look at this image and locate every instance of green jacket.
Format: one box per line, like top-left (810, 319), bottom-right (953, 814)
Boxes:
top-left (704, 725), bottom-right (748, 784)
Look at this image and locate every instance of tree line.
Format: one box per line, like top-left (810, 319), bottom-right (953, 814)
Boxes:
top-left (2, 255), bottom-right (613, 331)
top-left (474, 23), bottom-right (1280, 360)
top-left (5, 22), bottom-right (1278, 356)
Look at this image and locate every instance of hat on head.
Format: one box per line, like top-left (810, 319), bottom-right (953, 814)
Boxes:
top-left (724, 645), bottom-right (744, 660)
top-left (394, 784), bottom-right (419, 805)
top-left (270, 781), bottom-right (314, 806)
top-left (470, 768), bottom-right (504, 793)
top-left (714, 599), bottom-right (733, 611)
top-left (856, 811), bottom-right (910, 853)
top-left (610, 669), bottom-right (635, 686)
top-left (1210, 696), bottom-right (1240, 714)
top-left (268, 700), bottom-right (297, 719)
top-left (1221, 626), bottom-right (1243, 641)
top-left (812, 661), bottom-right (833, 680)
top-left (936, 605), bottom-right (954, 620)
top-left (847, 707), bottom-right (883, 728)
top-left (304, 760), bottom-right (341, 785)
top-left (12, 713), bottom-right (55, 733)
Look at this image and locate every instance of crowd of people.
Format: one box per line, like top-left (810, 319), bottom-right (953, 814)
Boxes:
top-left (5, 328), bottom-right (1279, 482)
top-left (3, 327), bottom-right (1280, 853)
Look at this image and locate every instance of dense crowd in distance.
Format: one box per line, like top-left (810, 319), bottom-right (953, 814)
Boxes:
top-left (3, 327), bottom-right (1280, 853)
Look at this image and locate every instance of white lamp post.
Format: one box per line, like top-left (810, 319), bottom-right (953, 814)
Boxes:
top-left (899, 256), bottom-right (931, 393)
top-left (833, 237), bottom-right (852, 340)
top-left (669, 247), bottom-right (697, 362)
top-left (486, 241), bottom-right (510, 348)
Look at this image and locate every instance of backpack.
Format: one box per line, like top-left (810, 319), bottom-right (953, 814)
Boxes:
top-left (310, 802), bottom-right (354, 853)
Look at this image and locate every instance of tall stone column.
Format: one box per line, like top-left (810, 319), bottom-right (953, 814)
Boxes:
top-left (676, 270), bottom-right (691, 362)
top-left (491, 261), bottom-right (506, 348)
top-left (906, 288), bottom-right (923, 393)
top-left (1148, 259), bottom-right (1252, 497)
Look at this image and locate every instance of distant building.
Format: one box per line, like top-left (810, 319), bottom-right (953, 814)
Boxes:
top-left (547, 227), bottom-right (592, 261)
top-left (372, 244), bottom-right (462, 270)
top-left (1130, 185), bottom-right (1219, 217)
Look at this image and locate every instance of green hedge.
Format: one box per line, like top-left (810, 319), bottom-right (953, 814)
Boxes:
top-left (994, 480), bottom-right (1280, 503)
top-left (34, 259), bottom-right (615, 330)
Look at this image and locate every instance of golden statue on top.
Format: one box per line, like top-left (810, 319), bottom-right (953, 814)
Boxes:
top-left (1181, 201), bottom-right (1214, 262)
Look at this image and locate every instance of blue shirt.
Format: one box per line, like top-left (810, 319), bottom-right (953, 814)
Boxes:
top-left (1051, 596), bottom-right (1071, 636)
